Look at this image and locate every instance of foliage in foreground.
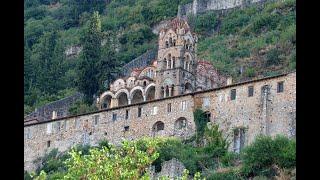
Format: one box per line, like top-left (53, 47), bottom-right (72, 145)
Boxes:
top-left (241, 135), bottom-right (296, 177)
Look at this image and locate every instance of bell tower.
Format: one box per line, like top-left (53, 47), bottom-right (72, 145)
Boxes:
top-left (155, 18), bottom-right (198, 99)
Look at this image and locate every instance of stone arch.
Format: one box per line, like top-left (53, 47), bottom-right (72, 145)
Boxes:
top-left (152, 121), bottom-right (165, 132)
top-left (115, 89), bottom-right (129, 106)
top-left (184, 82), bottom-right (193, 93)
top-left (112, 78), bottom-right (126, 91)
top-left (100, 91), bottom-right (115, 109)
top-left (174, 117), bottom-right (187, 130)
top-left (130, 86), bottom-right (145, 104)
top-left (145, 83), bottom-right (156, 101)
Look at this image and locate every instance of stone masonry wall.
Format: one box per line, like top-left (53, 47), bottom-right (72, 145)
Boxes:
top-left (24, 72), bottom-right (295, 172)
top-left (178, 0), bottom-right (267, 17)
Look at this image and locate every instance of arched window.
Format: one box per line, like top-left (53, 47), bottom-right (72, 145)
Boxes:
top-left (143, 81), bottom-right (147, 87)
top-left (163, 58), bottom-right (167, 69)
top-left (173, 39), bottom-right (176, 46)
top-left (152, 121), bottom-right (164, 132)
top-left (169, 37), bottom-right (173, 47)
top-left (175, 117), bottom-right (187, 130)
top-left (165, 41), bottom-right (169, 48)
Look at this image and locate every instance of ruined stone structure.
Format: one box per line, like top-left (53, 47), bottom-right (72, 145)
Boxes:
top-left (24, 17), bottom-right (296, 172)
top-left (178, 0), bottom-right (266, 17)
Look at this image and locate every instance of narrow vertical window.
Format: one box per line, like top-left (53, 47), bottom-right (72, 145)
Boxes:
top-left (231, 89), bottom-right (236, 100)
top-left (152, 106), bottom-right (158, 115)
top-left (234, 128), bottom-right (246, 153)
top-left (112, 113), bottom-right (117, 121)
top-left (124, 126), bottom-right (129, 132)
top-left (248, 86), bottom-right (254, 97)
top-left (125, 109), bottom-right (129, 120)
top-left (94, 115), bottom-right (99, 125)
top-left (167, 103), bottom-right (172, 113)
top-left (277, 81), bottom-right (284, 93)
top-left (138, 107), bottom-right (142, 118)
top-left (47, 141), bottom-right (51, 148)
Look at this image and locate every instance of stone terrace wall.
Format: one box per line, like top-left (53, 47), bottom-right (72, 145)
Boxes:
top-left (178, 0), bottom-right (267, 17)
top-left (24, 72), bottom-right (295, 172)
top-left (24, 92), bottom-right (83, 122)
top-left (24, 95), bottom-right (195, 171)
top-left (194, 72), bottom-right (296, 151)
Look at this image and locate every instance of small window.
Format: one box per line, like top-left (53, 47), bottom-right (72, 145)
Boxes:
top-left (47, 141), bottom-right (51, 148)
top-left (277, 81), bottom-right (284, 93)
top-left (75, 118), bottom-right (80, 129)
top-left (248, 86), bottom-right (254, 97)
top-left (124, 126), bottom-right (129, 132)
top-left (181, 101), bottom-right (187, 111)
top-left (203, 97), bottom-right (210, 108)
top-left (152, 106), bottom-right (158, 115)
top-left (138, 107), bottom-right (142, 118)
top-left (125, 109), bottom-right (129, 120)
top-left (231, 89), bottom-right (236, 100)
top-left (167, 103), bottom-right (172, 113)
top-left (94, 115), bottom-right (99, 125)
top-left (46, 123), bottom-right (52, 134)
top-left (112, 113), bottom-right (117, 121)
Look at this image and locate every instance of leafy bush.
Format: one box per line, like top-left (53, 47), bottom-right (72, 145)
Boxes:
top-left (68, 100), bottom-right (98, 115)
top-left (245, 67), bottom-right (256, 78)
top-left (207, 170), bottom-right (243, 180)
top-left (241, 135), bottom-right (296, 177)
top-left (265, 48), bottom-right (282, 66)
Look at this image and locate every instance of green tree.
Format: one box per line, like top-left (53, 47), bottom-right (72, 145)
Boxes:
top-left (77, 11), bottom-right (102, 104)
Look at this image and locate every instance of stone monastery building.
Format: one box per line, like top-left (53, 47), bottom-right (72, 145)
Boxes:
top-left (97, 18), bottom-right (226, 110)
top-left (24, 18), bottom-right (296, 171)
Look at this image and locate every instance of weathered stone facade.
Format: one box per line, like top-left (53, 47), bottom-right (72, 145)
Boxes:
top-left (178, 0), bottom-right (267, 17)
top-left (24, 72), bottom-right (296, 171)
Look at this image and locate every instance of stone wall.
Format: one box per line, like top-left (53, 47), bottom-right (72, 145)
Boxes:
top-left (24, 92), bottom-right (83, 123)
top-left (24, 72), bottom-right (295, 172)
top-left (119, 49), bottom-right (158, 77)
top-left (178, 0), bottom-right (268, 17)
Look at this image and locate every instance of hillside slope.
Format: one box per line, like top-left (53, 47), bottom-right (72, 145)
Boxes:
top-left (24, 0), bottom-right (295, 115)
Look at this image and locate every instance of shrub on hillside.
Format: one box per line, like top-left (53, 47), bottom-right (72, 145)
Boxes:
top-left (241, 135), bottom-right (296, 177)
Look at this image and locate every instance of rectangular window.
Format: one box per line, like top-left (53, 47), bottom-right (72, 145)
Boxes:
top-left (203, 97), bottom-right (210, 108)
top-left (125, 109), bottom-right (129, 120)
top-left (124, 126), bottom-right (129, 132)
top-left (231, 89), bottom-right (236, 100)
top-left (56, 122), bottom-right (61, 132)
top-left (167, 103), bottom-right (172, 113)
top-left (75, 118), bottom-right (81, 129)
top-left (234, 128), bottom-right (246, 153)
top-left (26, 128), bottom-right (32, 139)
top-left (47, 140), bottom-right (51, 148)
top-left (277, 81), bottom-right (284, 93)
top-left (181, 101), bottom-right (187, 111)
top-left (46, 123), bottom-right (52, 134)
top-left (138, 107), bottom-right (142, 117)
top-left (152, 106), bottom-right (158, 115)
top-left (248, 86), bottom-right (254, 97)
top-left (94, 115), bottom-right (99, 125)
top-left (112, 113), bottom-right (117, 121)
top-left (63, 120), bottom-right (67, 131)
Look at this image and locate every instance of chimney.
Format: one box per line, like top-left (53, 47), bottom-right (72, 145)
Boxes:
top-left (227, 77), bottom-right (233, 85)
top-left (52, 111), bottom-right (57, 120)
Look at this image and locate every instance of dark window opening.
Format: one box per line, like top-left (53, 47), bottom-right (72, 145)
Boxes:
top-left (125, 109), bottom-right (129, 120)
top-left (124, 126), bottom-right (129, 131)
top-left (112, 113), bottom-right (117, 121)
top-left (167, 103), bottom-right (172, 113)
top-left (104, 132), bottom-right (107, 136)
top-left (143, 81), bottom-right (147, 87)
top-left (248, 86), bottom-right (254, 97)
top-left (231, 89), bottom-right (236, 100)
top-left (47, 141), bottom-right (51, 148)
top-left (204, 112), bottom-right (211, 122)
top-left (277, 81), bottom-right (284, 93)
top-left (138, 107), bottom-right (142, 117)
top-left (89, 132), bottom-right (92, 135)
top-left (153, 121), bottom-right (165, 132)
